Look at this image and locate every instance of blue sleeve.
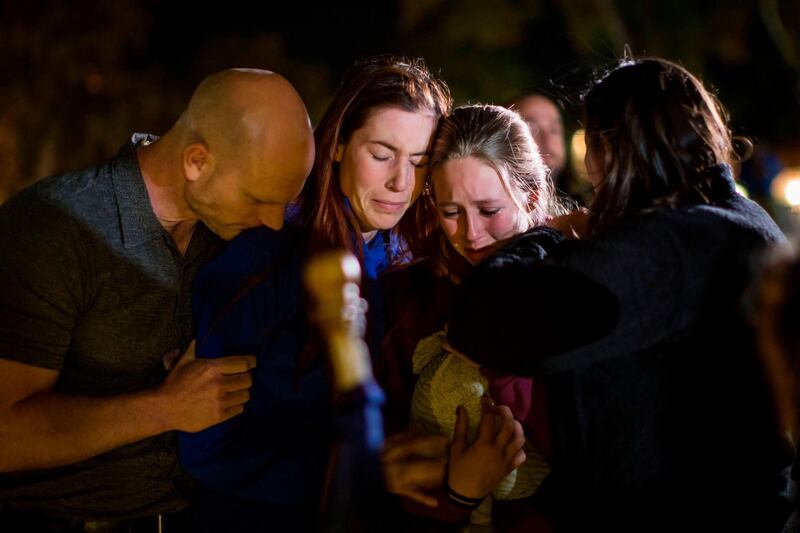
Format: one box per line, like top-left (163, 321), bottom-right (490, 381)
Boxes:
top-left (178, 227), bottom-right (333, 502)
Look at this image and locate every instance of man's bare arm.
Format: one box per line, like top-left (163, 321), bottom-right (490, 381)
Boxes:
top-left (0, 342), bottom-right (256, 473)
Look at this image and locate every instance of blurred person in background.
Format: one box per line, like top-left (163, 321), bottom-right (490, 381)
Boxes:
top-left (508, 92), bottom-right (593, 207)
top-left (753, 240), bottom-right (800, 532)
top-left (509, 94), bottom-right (566, 180)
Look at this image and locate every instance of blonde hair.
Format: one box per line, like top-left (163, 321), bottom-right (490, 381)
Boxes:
top-left (429, 104), bottom-right (564, 225)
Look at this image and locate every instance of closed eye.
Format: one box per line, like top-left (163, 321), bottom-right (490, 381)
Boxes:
top-left (480, 208), bottom-right (502, 217)
top-left (371, 152), bottom-right (391, 162)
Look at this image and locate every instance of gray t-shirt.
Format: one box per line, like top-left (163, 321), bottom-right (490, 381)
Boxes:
top-left (0, 134), bottom-right (220, 520)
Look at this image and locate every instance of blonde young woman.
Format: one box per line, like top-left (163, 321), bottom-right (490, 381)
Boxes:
top-left (380, 104), bottom-right (564, 532)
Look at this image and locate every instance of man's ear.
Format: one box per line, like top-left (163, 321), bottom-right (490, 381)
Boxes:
top-left (183, 143), bottom-right (214, 182)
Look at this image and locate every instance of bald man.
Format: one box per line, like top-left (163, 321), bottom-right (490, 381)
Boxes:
top-left (0, 69), bottom-right (314, 530)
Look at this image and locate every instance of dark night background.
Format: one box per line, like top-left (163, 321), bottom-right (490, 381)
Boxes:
top-left (1, 0), bottom-right (798, 204)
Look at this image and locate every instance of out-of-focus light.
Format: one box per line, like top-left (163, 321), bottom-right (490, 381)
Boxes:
top-left (570, 129), bottom-right (588, 181)
top-left (770, 167), bottom-right (800, 207)
top-left (735, 182), bottom-right (750, 198)
top-left (785, 181), bottom-right (800, 206)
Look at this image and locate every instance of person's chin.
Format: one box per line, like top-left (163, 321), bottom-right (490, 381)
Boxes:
top-left (365, 212), bottom-right (402, 232)
top-left (220, 229), bottom-right (240, 241)
top-left (462, 245), bottom-right (497, 265)
top-left (455, 249), bottom-right (479, 265)
top-left (208, 223), bottom-right (242, 241)
top-left (549, 160), bottom-right (566, 176)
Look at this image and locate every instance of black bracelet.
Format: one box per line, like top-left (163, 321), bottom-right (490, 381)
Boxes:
top-left (444, 477), bottom-right (485, 510)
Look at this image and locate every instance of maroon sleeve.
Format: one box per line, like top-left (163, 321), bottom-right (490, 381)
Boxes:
top-left (483, 370), bottom-right (552, 460)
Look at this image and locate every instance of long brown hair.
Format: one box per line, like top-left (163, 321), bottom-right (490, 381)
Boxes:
top-left (583, 57), bottom-right (735, 234)
top-left (297, 55), bottom-right (452, 262)
top-left (296, 56), bottom-right (450, 374)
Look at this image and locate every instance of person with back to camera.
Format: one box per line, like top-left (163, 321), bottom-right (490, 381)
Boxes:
top-left (0, 69), bottom-right (315, 532)
top-left (378, 104), bottom-right (567, 532)
top-left (177, 56), bottom-right (453, 532)
top-left (446, 57), bottom-right (793, 531)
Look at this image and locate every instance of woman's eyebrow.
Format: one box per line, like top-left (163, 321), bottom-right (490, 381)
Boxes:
top-left (437, 199), bottom-right (503, 207)
top-left (368, 140), bottom-right (429, 157)
top-left (367, 140), bottom-right (397, 151)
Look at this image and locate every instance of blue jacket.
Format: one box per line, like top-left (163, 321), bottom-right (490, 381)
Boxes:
top-left (179, 224), bottom-right (397, 504)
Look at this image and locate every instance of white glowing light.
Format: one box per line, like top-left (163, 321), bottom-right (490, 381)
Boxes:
top-left (770, 167), bottom-right (800, 207)
top-left (785, 179), bottom-right (800, 207)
